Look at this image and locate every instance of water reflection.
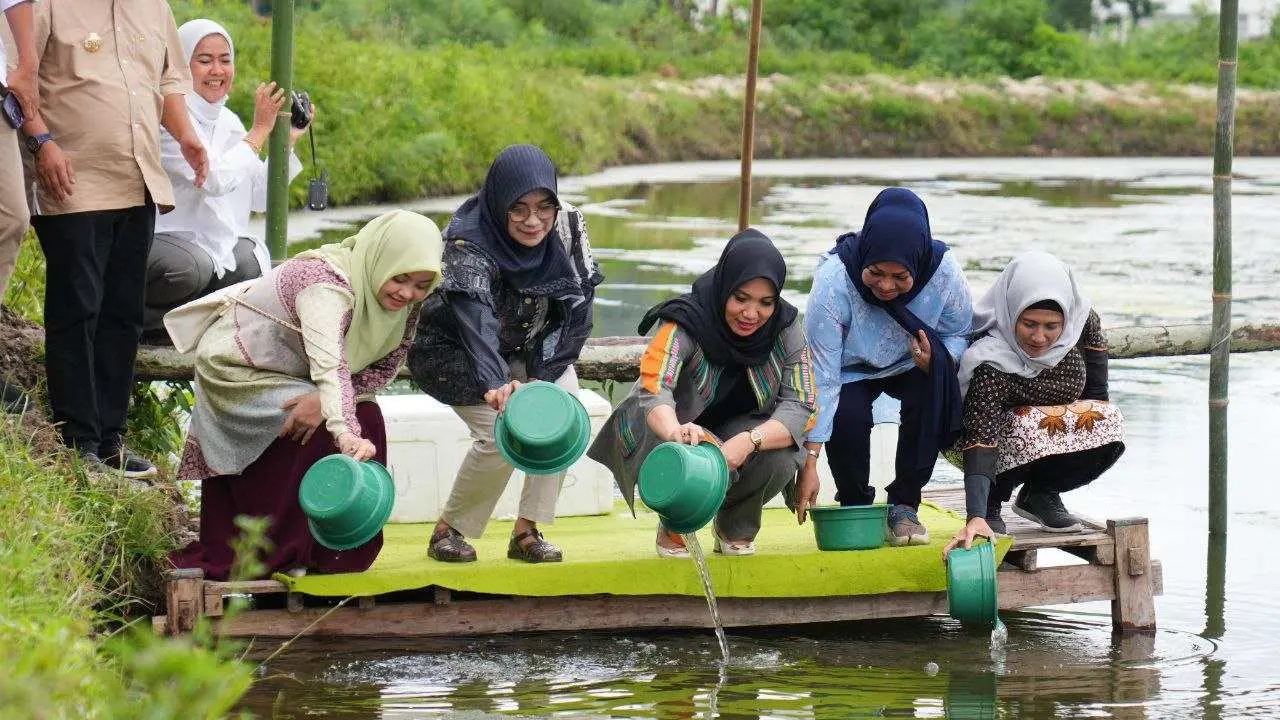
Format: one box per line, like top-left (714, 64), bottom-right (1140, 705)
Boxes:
top-left (241, 614), bottom-right (1201, 718)
top-left (248, 159), bottom-right (1280, 719)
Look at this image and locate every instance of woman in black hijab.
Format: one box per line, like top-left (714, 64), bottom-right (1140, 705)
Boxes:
top-left (409, 145), bottom-right (603, 564)
top-left (588, 229), bottom-right (818, 558)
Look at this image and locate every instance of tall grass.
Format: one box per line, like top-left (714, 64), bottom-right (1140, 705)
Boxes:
top-left (0, 419), bottom-right (252, 716)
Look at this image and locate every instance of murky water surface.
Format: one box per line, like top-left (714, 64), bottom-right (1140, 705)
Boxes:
top-left (243, 158), bottom-right (1280, 718)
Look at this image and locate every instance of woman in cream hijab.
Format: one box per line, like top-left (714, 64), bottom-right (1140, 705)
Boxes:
top-left (945, 251), bottom-right (1125, 554)
top-left (170, 210), bottom-right (443, 580)
top-left (142, 18), bottom-right (309, 337)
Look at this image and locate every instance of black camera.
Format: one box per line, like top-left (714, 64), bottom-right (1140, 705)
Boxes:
top-left (307, 169), bottom-right (329, 211)
top-left (290, 89), bottom-right (313, 130)
top-left (0, 84), bottom-right (24, 130)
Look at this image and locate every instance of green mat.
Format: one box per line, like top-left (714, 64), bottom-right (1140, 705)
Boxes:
top-left (278, 502), bottom-right (1012, 599)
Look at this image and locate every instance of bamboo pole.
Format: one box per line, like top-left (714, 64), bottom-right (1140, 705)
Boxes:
top-left (265, 0), bottom-right (295, 263)
top-left (1209, 0), bottom-right (1238, 539)
top-left (736, 0), bottom-right (764, 232)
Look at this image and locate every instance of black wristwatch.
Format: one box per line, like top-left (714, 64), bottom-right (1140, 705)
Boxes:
top-left (25, 132), bottom-right (53, 155)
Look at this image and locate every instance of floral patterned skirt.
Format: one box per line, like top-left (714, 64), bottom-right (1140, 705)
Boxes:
top-left (946, 400), bottom-right (1125, 475)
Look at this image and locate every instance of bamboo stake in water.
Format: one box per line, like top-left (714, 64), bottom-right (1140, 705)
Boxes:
top-left (265, 0), bottom-right (296, 263)
top-left (737, 0), bottom-right (764, 232)
top-left (1209, 0), bottom-right (1238, 539)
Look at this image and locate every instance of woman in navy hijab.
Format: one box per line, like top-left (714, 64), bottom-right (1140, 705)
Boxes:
top-left (799, 189), bottom-right (973, 545)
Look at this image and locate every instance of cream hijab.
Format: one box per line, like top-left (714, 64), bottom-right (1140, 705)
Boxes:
top-left (177, 19), bottom-right (234, 128)
top-left (958, 251), bottom-right (1092, 395)
top-left (294, 211), bottom-right (444, 372)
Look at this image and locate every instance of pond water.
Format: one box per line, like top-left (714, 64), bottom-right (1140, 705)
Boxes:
top-left (239, 157), bottom-right (1280, 718)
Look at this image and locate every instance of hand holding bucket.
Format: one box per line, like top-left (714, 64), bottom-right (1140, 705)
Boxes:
top-left (638, 441), bottom-right (730, 534)
top-left (946, 539), bottom-right (999, 624)
top-left (494, 380), bottom-right (591, 475)
top-left (299, 454), bottom-right (395, 551)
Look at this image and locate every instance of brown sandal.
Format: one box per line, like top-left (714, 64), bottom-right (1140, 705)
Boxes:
top-left (428, 527), bottom-right (477, 563)
top-left (507, 529), bottom-right (563, 563)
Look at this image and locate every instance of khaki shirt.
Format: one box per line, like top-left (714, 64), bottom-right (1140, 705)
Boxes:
top-left (27, 0), bottom-right (190, 215)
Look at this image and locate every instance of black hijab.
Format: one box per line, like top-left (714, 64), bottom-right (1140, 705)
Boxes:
top-left (444, 144), bottom-right (577, 295)
top-left (831, 188), bottom-right (963, 470)
top-left (639, 228), bottom-right (798, 367)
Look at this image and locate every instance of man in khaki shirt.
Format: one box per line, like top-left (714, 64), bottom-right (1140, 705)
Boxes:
top-left (22, 0), bottom-right (208, 476)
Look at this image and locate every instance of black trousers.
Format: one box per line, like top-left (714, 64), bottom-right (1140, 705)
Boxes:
top-left (825, 370), bottom-right (934, 508)
top-left (32, 203), bottom-right (154, 452)
top-left (992, 441), bottom-right (1126, 504)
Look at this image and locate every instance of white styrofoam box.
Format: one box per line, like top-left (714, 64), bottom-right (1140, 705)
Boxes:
top-left (376, 390), bottom-right (615, 524)
top-left (764, 392), bottom-right (902, 507)
top-left (763, 424), bottom-right (898, 508)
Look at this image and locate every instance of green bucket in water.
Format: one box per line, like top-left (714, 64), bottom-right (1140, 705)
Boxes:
top-left (946, 539), bottom-right (999, 624)
top-left (808, 504), bottom-right (888, 550)
top-left (298, 454), bottom-right (395, 551)
top-left (638, 441), bottom-right (729, 535)
top-left (495, 381), bottom-right (591, 475)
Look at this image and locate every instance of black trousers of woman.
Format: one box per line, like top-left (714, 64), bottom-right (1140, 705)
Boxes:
top-left (992, 441), bottom-right (1125, 505)
top-left (825, 369), bottom-right (933, 508)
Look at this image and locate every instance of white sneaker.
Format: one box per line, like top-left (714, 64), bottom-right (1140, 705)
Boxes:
top-left (714, 534), bottom-right (757, 556)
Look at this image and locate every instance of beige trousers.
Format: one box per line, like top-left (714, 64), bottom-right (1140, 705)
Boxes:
top-left (0, 127), bottom-right (29, 300)
top-left (440, 360), bottom-right (578, 538)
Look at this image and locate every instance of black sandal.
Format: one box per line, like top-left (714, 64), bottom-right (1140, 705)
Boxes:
top-left (428, 527), bottom-right (477, 563)
top-left (507, 529), bottom-right (563, 563)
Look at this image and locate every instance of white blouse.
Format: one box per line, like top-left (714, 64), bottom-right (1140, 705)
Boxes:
top-left (154, 103), bottom-right (302, 278)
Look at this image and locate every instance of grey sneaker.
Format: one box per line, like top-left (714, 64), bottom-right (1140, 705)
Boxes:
top-left (1013, 487), bottom-right (1081, 533)
top-left (886, 504), bottom-right (930, 546)
top-left (98, 442), bottom-right (159, 479)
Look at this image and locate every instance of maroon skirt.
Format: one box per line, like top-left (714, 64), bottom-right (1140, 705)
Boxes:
top-left (170, 401), bottom-right (387, 581)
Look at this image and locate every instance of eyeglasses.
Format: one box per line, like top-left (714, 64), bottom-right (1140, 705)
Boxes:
top-left (507, 201), bottom-right (559, 223)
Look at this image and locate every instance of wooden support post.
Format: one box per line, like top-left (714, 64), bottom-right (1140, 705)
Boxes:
top-left (1004, 549), bottom-right (1038, 572)
top-left (433, 587), bottom-right (452, 606)
top-left (358, 596), bottom-right (375, 611)
top-left (164, 568), bottom-right (204, 635)
top-left (287, 591), bottom-right (304, 614)
top-left (1109, 518), bottom-right (1156, 631)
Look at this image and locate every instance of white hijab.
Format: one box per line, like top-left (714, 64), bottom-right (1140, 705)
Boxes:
top-left (958, 251), bottom-right (1092, 395)
top-left (177, 19), bottom-right (234, 129)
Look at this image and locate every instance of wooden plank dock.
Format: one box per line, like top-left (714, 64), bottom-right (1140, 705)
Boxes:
top-left (155, 486), bottom-right (1161, 639)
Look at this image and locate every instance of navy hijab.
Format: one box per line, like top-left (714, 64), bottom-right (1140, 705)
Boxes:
top-left (832, 188), bottom-right (963, 469)
top-left (640, 228), bottom-right (798, 367)
top-left (445, 144), bottom-right (577, 295)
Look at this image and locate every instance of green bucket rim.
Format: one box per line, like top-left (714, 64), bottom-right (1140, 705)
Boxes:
top-left (639, 441), bottom-right (729, 535)
top-left (304, 459), bottom-right (395, 551)
top-left (946, 539), bottom-right (999, 624)
top-left (495, 383), bottom-right (591, 475)
top-left (808, 503), bottom-right (888, 551)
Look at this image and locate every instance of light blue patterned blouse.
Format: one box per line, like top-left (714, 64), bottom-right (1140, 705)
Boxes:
top-left (804, 251), bottom-right (973, 443)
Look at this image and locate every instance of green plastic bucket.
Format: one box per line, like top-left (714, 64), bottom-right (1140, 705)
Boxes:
top-left (946, 540), bottom-right (999, 624)
top-left (495, 381), bottom-right (591, 475)
top-left (808, 504), bottom-right (888, 550)
top-left (638, 441), bottom-right (729, 534)
top-left (298, 454), bottom-right (395, 551)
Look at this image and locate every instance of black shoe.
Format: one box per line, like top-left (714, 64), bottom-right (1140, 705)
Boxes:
top-left (98, 442), bottom-right (158, 479)
top-left (1012, 487), bottom-right (1081, 533)
top-left (1, 377), bottom-right (29, 414)
top-left (985, 503), bottom-right (1007, 535)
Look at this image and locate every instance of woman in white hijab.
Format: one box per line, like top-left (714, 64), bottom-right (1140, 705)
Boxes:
top-left (944, 252), bottom-right (1125, 554)
top-left (142, 18), bottom-right (310, 338)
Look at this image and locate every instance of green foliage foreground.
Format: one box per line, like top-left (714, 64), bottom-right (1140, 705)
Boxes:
top-left (0, 421), bottom-right (252, 717)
